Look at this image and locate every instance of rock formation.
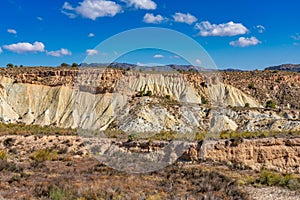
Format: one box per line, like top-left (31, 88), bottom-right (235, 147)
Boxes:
top-left (0, 67), bottom-right (299, 134)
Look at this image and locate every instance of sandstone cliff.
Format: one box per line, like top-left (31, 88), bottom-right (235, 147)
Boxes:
top-left (201, 138), bottom-right (300, 174)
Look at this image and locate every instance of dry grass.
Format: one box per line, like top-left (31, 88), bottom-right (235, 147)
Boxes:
top-left (0, 123), bottom-right (76, 136)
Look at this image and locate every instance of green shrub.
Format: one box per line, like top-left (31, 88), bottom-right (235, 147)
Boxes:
top-left (165, 95), bottom-right (171, 100)
top-left (50, 187), bottom-right (73, 200)
top-left (0, 122), bottom-right (76, 136)
top-left (31, 149), bottom-right (58, 162)
top-left (151, 131), bottom-right (176, 141)
top-left (136, 91), bottom-right (144, 97)
top-left (266, 100), bottom-right (276, 109)
top-left (0, 150), bottom-right (8, 160)
top-left (127, 134), bottom-right (136, 142)
top-left (145, 90), bottom-right (152, 97)
top-left (259, 169), bottom-right (300, 190)
top-left (259, 169), bottom-right (282, 186)
top-left (202, 99), bottom-right (209, 104)
top-left (244, 103), bottom-right (250, 108)
top-left (194, 132), bottom-right (206, 141)
top-left (248, 83), bottom-right (255, 90)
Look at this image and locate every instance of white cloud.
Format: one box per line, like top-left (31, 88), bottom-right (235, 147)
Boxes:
top-left (172, 12), bottom-right (197, 25)
top-left (137, 62), bottom-right (163, 66)
top-left (195, 59), bottom-right (202, 65)
top-left (46, 48), bottom-right (72, 57)
top-left (169, 55), bottom-right (180, 59)
top-left (3, 41), bottom-right (45, 53)
top-left (62, 2), bottom-right (74, 10)
top-left (61, 10), bottom-right (77, 19)
top-left (143, 13), bottom-right (166, 24)
top-left (88, 33), bottom-right (95, 37)
top-left (229, 36), bottom-right (261, 47)
top-left (0, 47), bottom-right (2, 54)
top-left (86, 49), bottom-right (98, 55)
top-left (195, 21), bottom-right (248, 36)
top-left (122, 0), bottom-right (156, 10)
top-left (153, 54), bottom-right (164, 58)
top-left (256, 25), bottom-right (265, 33)
top-left (62, 0), bottom-right (122, 20)
top-left (37, 16), bottom-right (43, 21)
top-left (291, 33), bottom-right (300, 41)
top-left (7, 29), bottom-right (17, 35)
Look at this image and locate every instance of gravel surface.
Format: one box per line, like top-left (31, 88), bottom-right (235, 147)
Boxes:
top-left (246, 186), bottom-right (300, 200)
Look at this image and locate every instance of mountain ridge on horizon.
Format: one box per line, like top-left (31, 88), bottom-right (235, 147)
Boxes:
top-left (80, 62), bottom-right (300, 72)
top-left (2, 62), bottom-right (300, 72)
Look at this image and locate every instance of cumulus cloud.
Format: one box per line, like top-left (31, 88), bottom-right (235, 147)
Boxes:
top-left (122, 0), bottom-right (156, 10)
top-left (46, 48), bottom-right (72, 57)
top-left (291, 33), bottom-right (300, 41)
top-left (143, 13), bottom-right (166, 24)
top-left (153, 54), bottom-right (164, 58)
top-left (7, 29), bottom-right (17, 35)
top-left (37, 16), bottom-right (43, 21)
top-left (172, 12), bottom-right (197, 25)
top-left (0, 48), bottom-right (2, 54)
top-left (88, 33), bottom-right (95, 37)
top-left (62, 0), bottom-right (122, 20)
top-left (3, 41), bottom-right (45, 53)
top-left (256, 25), bottom-right (265, 33)
top-left (229, 36), bottom-right (261, 47)
top-left (86, 49), bottom-right (98, 55)
top-left (195, 21), bottom-right (248, 36)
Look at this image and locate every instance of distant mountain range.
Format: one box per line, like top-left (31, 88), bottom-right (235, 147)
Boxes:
top-left (80, 62), bottom-right (300, 72)
top-left (265, 64), bottom-right (300, 72)
top-left (79, 62), bottom-right (241, 72)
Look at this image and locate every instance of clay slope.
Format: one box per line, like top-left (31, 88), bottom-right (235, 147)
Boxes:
top-left (0, 67), bottom-right (299, 134)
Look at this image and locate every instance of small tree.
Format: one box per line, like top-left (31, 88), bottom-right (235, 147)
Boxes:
top-left (60, 62), bottom-right (69, 68)
top-left (244, 103), bottom-right (250, 108)
top-left (266, 100), bottom-right (276, 109)
top-left (71, 63), bottom-right (78, 68)
top-left (6, 63), bottom-right (13, 68)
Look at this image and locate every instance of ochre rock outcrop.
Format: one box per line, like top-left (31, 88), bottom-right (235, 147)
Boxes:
top-left (1, 134), bottom-right (300, 174)
top-left (201, 138), bottom-right (300, 173)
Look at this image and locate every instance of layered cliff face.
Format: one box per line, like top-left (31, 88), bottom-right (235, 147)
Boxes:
top-left (1, 134), bottom-right (299, 174)
top-left (201, 138), bottom-right (300, 174)
top-left (0, 67), bottom-right (299, 134)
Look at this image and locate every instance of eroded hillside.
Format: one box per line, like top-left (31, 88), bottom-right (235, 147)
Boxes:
top-left (0, 67), bottom-right (300, 199)
top-left (0, 67), bottom-right (299, 134)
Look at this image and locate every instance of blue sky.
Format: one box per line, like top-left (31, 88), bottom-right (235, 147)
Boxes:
top-left (0, 0), bottom-right (300, 69)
